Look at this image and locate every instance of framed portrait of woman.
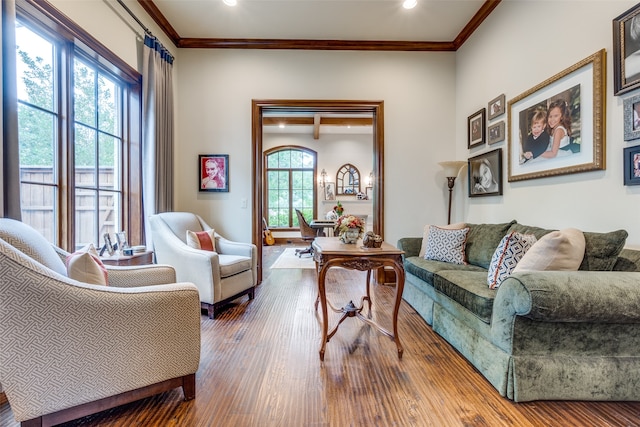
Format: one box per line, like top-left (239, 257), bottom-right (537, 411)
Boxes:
top-left (468, 148), bottom-right (502, 197)
top-left (199, 154), bottom-right (229, 192)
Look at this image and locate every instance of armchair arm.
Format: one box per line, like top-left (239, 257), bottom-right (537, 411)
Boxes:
top-left (106, 264), bottom-right (177, 287)
top-left (0, 268), bottom-right (200, 422)
top-left (216, 236), bottom-right (255, 258)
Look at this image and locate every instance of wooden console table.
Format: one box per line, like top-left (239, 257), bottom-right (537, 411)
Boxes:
top-left (312, 237), bottom-right (405, 361)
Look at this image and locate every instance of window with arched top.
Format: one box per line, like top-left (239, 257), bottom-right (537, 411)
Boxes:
top-left (336, 163), bottom-right (360, 195)
top-left (264, 147), bottom-right (317, 228)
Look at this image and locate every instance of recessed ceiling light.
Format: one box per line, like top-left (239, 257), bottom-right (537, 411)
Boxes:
top-left (403, 0), bottom-right (417, 9)
top-left (223, 0), bottom-right (237, 6)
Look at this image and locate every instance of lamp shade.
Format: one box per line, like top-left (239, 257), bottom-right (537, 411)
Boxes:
top-left (438, 161), bottom-right (466, 178)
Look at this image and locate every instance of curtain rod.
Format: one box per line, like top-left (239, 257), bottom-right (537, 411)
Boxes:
top-left (116, 0), bottom-right (153, 37)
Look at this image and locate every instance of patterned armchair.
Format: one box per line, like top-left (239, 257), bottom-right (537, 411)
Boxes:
top-left (0, 218), bottom-right (201, 426)
top-left (149, 212), bottom-right (257, 318)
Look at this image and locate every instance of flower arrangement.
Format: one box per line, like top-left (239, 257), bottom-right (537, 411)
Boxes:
top-left (336, 214), bottom-right (365, 243)
top-left (333, 201), bottom-right (344, 216)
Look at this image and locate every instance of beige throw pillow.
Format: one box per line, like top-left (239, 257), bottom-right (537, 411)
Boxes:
top-left (66, 243), bottom-right (108, 285)
top-left (419, 222), bottom-right (465, 258)
top-left (513, 228), bottom-right (585, 272)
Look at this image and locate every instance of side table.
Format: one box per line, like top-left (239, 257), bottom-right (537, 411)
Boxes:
top-left (101, 250), bottom-right (154, 266)
top-left (312, 237), bottom-right (405, 361)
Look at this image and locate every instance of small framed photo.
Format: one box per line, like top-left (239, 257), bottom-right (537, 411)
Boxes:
top-left (488, 121), bottom-right (505, 145)
top-left (324, 182), bottom-right (336, 200)
top-left (624, 145), bottom-right (640, 185)
top-left (467, 108), bottom-right (486, 149)
top-left (115, 231), bottom-right (128, 251)
top-left (102, 232), bottom-right (115, 256)
top-left (199, 154), bottom-right (229, 192)
top-left (468, 148), bottom-right (502, 197)
top-left (614, 3), bottom-right (640, 95)
top-left (365, 186), bottom-right (373, 200)
top-left (623, 93), bottom-right (640, 141)
top-left (488, 94), bottom-right (505, 120)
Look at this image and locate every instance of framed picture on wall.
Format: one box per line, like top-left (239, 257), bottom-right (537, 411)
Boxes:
top-left (623, 93), bottom-right (640, 141)
top-left (614, 3), bottom-right (640, 95)
top-left (467, 108), bottom-right (486, 149)
top-left (624, 145), bottom-right (640, 185)
top-left (488, 94), bottom-right (505, 120)
top-left (324, 182), bottom-right (336, 200)
top-left (199, 154), bottom-right (229, 192)
top-left (468, 148), bottom-right (502, 197)
top-left (488, 121), bottom-right (505, 145)
top-left (507, 50), bottom-right (605, 182)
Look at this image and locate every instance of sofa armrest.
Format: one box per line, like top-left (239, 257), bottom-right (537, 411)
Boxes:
top-left (106, 264), bottom-right (177, 287)
top-left (397, 237), bottom-right (422, 258)
top-left (491, 271), bottom-right (640, 351)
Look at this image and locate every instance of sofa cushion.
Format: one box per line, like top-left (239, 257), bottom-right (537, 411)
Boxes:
top-left (218, 254), bottom-right (252, 278)
top-left (187, 229), bottom-right (216, 251)
top-left (464, 221), bottom-right (517, 269)
top-left (404, 256), bottom-right (486, 285)
top-left (487, 232), bottom-right (537, 289)
top-left (434, 270), bottom-right (496, 324)
top-left (513, 228), bottom-right (585, 272)
top-left (0, 218), bottom-right (67, 276)
top-left (507, 223), bottom-right (554, 240)
top-left (424, 226), bottom-right (470, 265)
top-left (418, 222), bottom-right (465, 258)
top-left (66, 244), bottom-right (108, 285)
top-left (579, 230), bottom-right (628, 271)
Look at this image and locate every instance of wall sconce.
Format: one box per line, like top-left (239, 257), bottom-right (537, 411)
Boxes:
top-left (319, 169), bottom-right (327, 187)
top-left (366, 171), bottom-right (374, 187)
top-left (438, 161), bottom-right (466, 225)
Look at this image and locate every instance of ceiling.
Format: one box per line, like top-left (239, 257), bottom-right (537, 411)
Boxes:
top-left (136, 0), bottom-right (500, 135)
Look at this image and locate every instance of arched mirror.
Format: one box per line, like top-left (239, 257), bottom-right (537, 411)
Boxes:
top-left (336, 163), bottom-right (360, 195)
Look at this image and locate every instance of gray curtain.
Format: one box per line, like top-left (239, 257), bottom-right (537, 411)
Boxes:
top-left (2, 0), bottom-right (22, 220)
top-left (142, 35), bottom-right (174, 245)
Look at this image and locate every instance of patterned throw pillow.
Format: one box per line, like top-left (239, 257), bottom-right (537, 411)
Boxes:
top-left (424, 226), bottom-right (470, 265)
top-left (418, 222), bottom-right (466, 258)
top-left (186, 229), bottom-right (216, 251)
top-left (66, 243), bottom-right (108, 285)
top-left (487, 232), bottom-right (537, 289)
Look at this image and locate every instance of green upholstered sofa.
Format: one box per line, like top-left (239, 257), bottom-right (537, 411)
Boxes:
top-left (398, 221), bottom-right (640, 402)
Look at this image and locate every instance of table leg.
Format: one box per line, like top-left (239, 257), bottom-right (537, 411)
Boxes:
top-left (391, 261), bottom-right (405, 359)
top-left (317, 264), bottom-right (329, 361)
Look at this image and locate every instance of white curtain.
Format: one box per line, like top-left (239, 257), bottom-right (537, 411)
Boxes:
top-left (142, 34), bottom-right (174, 245)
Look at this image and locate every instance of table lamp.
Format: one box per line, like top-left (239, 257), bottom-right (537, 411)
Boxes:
top-left (438, 161), bottom-right (466, 224)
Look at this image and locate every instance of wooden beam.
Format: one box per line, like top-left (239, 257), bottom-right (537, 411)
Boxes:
top-left (313, 114), bottom-right (321, 139)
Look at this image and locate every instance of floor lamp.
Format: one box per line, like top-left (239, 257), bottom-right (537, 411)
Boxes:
top-left (438, 161), bottom-right (466, 225)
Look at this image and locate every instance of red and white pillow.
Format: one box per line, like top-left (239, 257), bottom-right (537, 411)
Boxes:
top-left (487, 232), bottom-right (537, 289)
top-left (186, 229), bottom-right (216, 252)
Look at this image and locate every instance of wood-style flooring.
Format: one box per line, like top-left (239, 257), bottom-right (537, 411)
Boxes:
top-left (2, 243), bottom-right (640, 426)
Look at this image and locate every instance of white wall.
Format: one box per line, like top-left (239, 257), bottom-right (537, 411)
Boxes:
top-left (455, 0), bottom-right (640, 248)
top-left (176, 49), bottom-right (456, 242)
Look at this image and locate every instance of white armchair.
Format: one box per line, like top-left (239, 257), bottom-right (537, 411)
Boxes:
top-left (149, 212), bottom-right (257, 318)
top-left (0, 218), bottom-right (201, 426)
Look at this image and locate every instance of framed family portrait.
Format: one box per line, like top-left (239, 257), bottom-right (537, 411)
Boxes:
top-left (199, 154), bottom-right (229, 192)
top-left (623, 93), bottom-right (640, 141)
top-left (488, 94), bottom-right (505, 120)
top-left (507, 49), bottom-right (605, 182)
top-left (468, 148), bottom-right (502, 197)
top-left (488, 121), bottom-right (505, 145)
top-left (467, 108), bottom-right (486, 149)
top-left (624, 145), bottom-right (640, 185)
top-left (614, 3), bottom-right (640, 95)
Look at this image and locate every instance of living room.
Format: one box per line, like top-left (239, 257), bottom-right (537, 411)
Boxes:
top-left (3, 0), bottom-right (640, 425)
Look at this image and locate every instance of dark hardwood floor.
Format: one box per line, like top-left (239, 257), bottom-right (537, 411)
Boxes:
top-left (2, 243), bottom-right (640, 426)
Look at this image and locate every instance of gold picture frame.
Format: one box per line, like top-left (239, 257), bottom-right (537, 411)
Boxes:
top-left (507, 49), bottom-right (606, 182)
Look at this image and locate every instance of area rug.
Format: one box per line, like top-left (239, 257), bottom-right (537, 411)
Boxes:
top-left (270, 247), bottom-right (315, 269)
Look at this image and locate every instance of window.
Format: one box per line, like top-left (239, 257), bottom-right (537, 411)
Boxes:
top-left (14, 3), bottom-right (141, 251)
top-left (264, 147), bottom-right (317, 228)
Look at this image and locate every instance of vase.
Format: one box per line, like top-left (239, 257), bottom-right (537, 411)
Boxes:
top-left (340, 228), bottom-right (360, 244)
